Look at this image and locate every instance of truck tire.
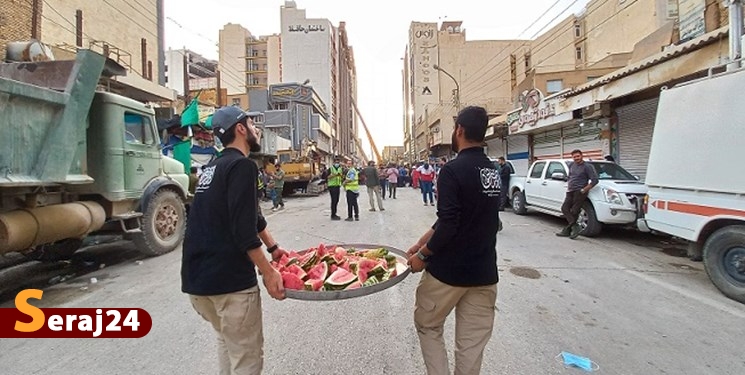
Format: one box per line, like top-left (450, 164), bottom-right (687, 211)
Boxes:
top-left (578, 202), bottom-right (602, 237)
top-left (703, 226), bottom-right (745, 304)
top-left (512, 191), bottom-right (528, 215)
top-left (132, 189), bottom-right (186, 257)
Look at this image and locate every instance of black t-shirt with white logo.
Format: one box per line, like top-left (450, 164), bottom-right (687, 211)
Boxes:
top-left (181, 148), bottom-right (267, 296)
top-left (426, 147), bottom-right (500, 287)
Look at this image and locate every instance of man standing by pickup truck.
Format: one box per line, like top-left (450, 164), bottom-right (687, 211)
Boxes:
top-left (558, 149), bottom-right (599, 239)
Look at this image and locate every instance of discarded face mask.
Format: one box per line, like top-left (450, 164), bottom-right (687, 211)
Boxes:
top-left (560, 351), bottom-right (594, 372)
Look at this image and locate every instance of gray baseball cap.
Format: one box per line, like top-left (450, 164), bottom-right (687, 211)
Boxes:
top-left (211, 106), bottom-right (248, 139)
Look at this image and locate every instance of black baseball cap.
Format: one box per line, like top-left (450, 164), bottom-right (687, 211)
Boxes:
top-left (211, 106), bottom-right (248, 140)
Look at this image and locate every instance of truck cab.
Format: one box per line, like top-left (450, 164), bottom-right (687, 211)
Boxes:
top-left (510, 159), bottom-right (647, 236)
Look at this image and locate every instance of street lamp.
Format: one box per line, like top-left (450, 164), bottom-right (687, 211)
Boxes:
top-left (433, 64), bottom-right (460, 111)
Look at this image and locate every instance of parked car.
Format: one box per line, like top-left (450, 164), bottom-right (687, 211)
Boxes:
top-left (509, 159), bottom-right (647, 236)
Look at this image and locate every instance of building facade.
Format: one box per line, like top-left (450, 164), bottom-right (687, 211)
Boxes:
top-left (403, 21), bottom-right (526, 160)
top-left (280, 1), bottom-right (358, 160)
top-left (164, 48), bottom-right (218, 96)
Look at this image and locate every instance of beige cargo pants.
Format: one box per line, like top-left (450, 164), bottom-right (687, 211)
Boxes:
top-left (414, 271), bottom-right (498, 375)
top-left (190, 286), bottom-right (263, 375)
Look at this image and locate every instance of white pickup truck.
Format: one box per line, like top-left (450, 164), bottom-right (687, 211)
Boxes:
top-left (509, 159), bottom-right (647, 236)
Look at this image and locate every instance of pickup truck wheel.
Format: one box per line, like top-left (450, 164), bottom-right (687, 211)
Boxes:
top-left (578, 202), bottom-right (602, 237)
top-left (703, 226), bottom-right (745, 304)
top-left (132, 189), bottom-right (186, 256)
top-left (512, 191), bottom-right (527, 215)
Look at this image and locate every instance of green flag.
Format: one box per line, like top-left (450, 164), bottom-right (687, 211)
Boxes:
top-left (181, 98), bottom-right (199, 127)
top-left (173, 139), bottom-right (192, 174)
top-left (204, 114), bottom-right (213, 129)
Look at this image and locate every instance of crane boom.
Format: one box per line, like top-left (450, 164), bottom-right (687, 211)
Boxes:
top-left (354, 137), bottom-right (369, 164)
top-left (350, 98), bottom-right (383, 165)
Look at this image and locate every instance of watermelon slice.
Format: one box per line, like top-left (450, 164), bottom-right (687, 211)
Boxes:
top-left (317, 244), bottom-right (327, 258)
top-left (324, 268), bottom-right (357, 290)
top-left (339, 261), bottom-right (351, 272)
top-left (306, 262), bottom-right (329, 281)
top-left (329, 264), bottom-right (339, 274)
top-left (357, 258), bottom-right (378, 277)
top-left (299, 251), bottom-right (319, 271)
top-left (285, 264), bottom-right (307, 280)
top-left (344, 281), bottom-right (362, 290)
top-left (304, 278), bottom-right (324, 291)
top-left (282, 272), bottom-right (305, 290)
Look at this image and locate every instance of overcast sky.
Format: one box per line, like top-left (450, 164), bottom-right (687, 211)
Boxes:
top-left (164, 0), bottom-right (590, 155)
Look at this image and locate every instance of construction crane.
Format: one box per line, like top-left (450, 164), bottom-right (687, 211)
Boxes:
top-left (354, 137), bottom-right (370, 164)
top-left (351, 98), bottom-right (383, 165)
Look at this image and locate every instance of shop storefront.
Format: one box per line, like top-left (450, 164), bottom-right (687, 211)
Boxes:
top-left (615, 97), bottom-right (659, 181)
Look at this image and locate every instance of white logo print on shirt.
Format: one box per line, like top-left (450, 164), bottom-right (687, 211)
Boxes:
top-left (195, 165), bottom-right (216, 193)
top-left (479, 167), bottom-right (501, 197)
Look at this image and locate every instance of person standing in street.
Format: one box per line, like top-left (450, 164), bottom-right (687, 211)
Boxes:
top-left (407, 106), bottom-right (500, 375)
top-left (363, 161), bottom-right (385, 212)
top-left (343, 159), bottom-right (360, 221)
top-left (386, 163), bottom-right (400, 199)
top-left (271, 163), bottom-right (285, 211)
top-left (557, 149), bottom-right (599, 239)
top-left (182, 106), bottom-right (287, 375)
top-left (411, 163), bottom-right (421, 189)
top-left (327, 157), bottom-right (344, 220)
top-left (418, 163), bottom-right (436, 206)
top-left (497, 157), bottom-right (510, 211)
top-left (378, 165), bottom-right (388, 200)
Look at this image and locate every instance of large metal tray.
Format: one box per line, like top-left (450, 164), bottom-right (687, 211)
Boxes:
top-left (284, 244), bottom-right (411, 301)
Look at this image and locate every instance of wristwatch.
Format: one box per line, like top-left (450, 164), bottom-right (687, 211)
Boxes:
top-left (267, 243), bottom-right (279, 253)
top-left (416, 250), bottom-right (429, 261)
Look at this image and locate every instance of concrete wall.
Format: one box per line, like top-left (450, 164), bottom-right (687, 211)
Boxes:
top-left (41, 0), bottom-right (160, 80)
top-left (219, 23), bottom-right (249, 95)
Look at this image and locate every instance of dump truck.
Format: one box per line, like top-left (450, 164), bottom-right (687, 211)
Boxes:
top-left (0, 49), bottom-right (190, 261)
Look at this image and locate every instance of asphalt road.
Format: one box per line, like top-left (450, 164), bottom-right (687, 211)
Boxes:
top-left (1, 187), bottom-right (744, 375)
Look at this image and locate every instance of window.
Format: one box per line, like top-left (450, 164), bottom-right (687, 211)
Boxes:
top-left (574, 23), bottom-right (582, 38)
top-left (545, 162), bottom-right (566, 180)
top-left (124, 113), bottom-right (155, 145)
top-left (575, 46), bottom-right (583, 60)
top-left (232, 98), bottom-right (242, 106)
top-left (546, 79), bottom-right (563, 94)
top-left (524, 52), bottom-right (531, 74)
top-left (530, 162), bottom-right (546, 179)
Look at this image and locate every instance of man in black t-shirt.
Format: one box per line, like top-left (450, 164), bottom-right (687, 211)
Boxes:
top-left (407, 106), bottom-right (499, 375)
top-left (181, 106), bottom-right (286, 374)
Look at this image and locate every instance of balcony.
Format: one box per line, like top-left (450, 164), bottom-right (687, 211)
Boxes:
top-left (246, 65), bottom-right (267, 73)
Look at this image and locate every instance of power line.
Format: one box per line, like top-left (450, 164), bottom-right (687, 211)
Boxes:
top-left (462, 0), bottom-right (641, 103)
top-left (516, 0), bottom-right (564, 38)
top-left (530, 0), bottom-right (582, 39)
top-left (457, 0), bottom-right (612, 96)
top-left (123, 0), bottom-right (159, 26)
top-left (456, 0), bottom-right (585, 94)
top-left (100, 0), bottom-right (159, 40)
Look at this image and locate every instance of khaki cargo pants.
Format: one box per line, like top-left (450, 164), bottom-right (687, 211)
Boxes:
top-left (414, 271), bottom-right (498, 375)
top-left (190, 287), bottom-right (263, 375)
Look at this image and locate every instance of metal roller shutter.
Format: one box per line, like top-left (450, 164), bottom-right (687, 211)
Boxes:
top-left (561, 122), bottom-right (604, 160)
top-left (616, 98), bottom-right (659, 181)
top-left (533, 129), bottom-right (562, 160)
top-left (486, 137), bottom-right (506, 158)
top-left (506, 135), bottom-right (530, 175)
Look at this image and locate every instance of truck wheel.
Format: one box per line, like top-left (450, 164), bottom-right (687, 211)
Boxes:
top-left (132, 189), bottom-right (186, 256)
top-left (703, 226), bottom-right (745, 304)
top-left (512, 191), bottom-right (527, 215)
top-left (578, 202), bottom-right (602, 237)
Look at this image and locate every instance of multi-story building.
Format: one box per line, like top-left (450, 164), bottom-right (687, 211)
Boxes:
top-left (280, 1), bottom-right (358, 159)
top-left (2, 0), bottom-right (173, 103)
top-left (382, 146), bottom-right (405, 164)
top-left (403, 21), bottom-right (525, 160)
top-left (219, 23), bottom-right (250, 108)
top-left (164, 48), bottom-right (218, 96)
top-left (219, 24), bottom-right (282, 109)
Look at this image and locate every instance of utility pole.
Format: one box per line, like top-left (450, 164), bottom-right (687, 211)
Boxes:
top-left (433, 64), bottom-right (460, 111)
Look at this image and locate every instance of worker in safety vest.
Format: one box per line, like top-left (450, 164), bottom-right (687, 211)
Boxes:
top-left (343, 159), bottom-right (360, 221)
top-left (326, 156), bottom-right (344, 220)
